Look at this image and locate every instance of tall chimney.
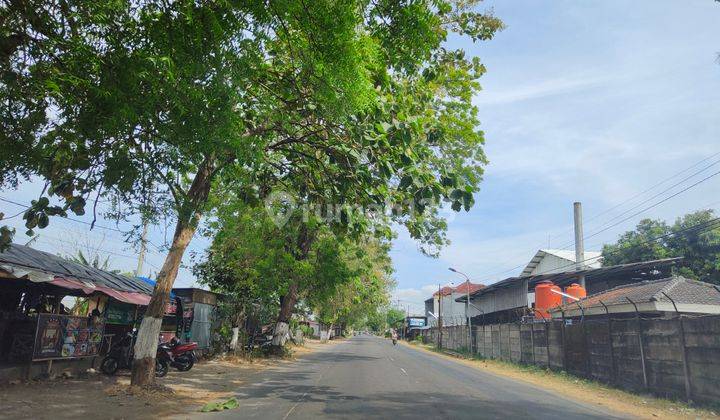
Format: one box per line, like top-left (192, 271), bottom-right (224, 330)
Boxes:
top-left (573, 202), bottom-right (586, 288)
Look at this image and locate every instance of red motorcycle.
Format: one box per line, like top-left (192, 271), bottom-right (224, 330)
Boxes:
top-left (158, 337), bottom-right (198, 372)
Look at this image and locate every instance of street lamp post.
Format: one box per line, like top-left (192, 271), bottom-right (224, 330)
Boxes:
top-left (449, 267), bottom-right (472, 353)
top-left (437, 283), bottom-right (442, 349)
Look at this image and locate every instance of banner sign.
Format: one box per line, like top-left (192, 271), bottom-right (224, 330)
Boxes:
top-left (33, 314), bottom-right (105, 361)
top-left (408, 317), bottom-right (427, 327)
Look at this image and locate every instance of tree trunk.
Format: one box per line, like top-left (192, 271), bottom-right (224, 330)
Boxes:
top-left (130, 156), bottom-right (215, 386)
top-left (229, 327), bottom-right (240, 351)
top-left (270, 224), bottom-right (316, 349)
top-left (271, 282), bottom-right (298, 347)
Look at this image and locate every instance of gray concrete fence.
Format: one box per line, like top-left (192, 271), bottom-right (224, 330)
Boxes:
top-left (422, 315), bottom-right (720, 404)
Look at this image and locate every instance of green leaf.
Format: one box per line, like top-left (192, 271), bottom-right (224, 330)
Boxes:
top-left (200, 397), bottom-right (239, 412)
top-left (399, 175), bottom-right (413, 189)
top-left (38, 213), bottom-right (49, 229)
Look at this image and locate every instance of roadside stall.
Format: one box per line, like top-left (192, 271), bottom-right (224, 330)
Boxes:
top-left (0, 243), bottom-right (155, 380)
top-left (170, 288), bottom-right (219, 353)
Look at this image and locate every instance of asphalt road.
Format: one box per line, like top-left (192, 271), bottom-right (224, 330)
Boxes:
top-left (194, 335), bottom-right (627, 420)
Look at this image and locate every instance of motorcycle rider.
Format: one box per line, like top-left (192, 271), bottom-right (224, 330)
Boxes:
top-left (391, 328), bottom-right (398, 346)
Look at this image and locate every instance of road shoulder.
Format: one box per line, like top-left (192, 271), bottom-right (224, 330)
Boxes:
top-left (401, 340), bottom-right (718, 420)
top-left (0, 339), bottom-right (337, 419)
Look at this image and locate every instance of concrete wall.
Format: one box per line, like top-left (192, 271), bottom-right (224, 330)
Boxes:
top-left (422, 315), bottom-right (720, 404)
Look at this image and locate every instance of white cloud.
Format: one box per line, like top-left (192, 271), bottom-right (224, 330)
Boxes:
top-left (476, 74), bottom-right (611, 106)
top-left (391, 283), bottom-right (439, 316)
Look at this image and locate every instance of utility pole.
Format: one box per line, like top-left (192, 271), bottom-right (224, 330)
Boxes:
top-left (449, 267), bottom-right (472, 353)
top-left (573, 202), bottom-right (586, 288)
top-left (135, 219), bottom-right (149, 277)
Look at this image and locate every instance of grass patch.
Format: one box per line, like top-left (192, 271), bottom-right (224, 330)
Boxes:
top-left (405, 341), bottom-right (720, 419)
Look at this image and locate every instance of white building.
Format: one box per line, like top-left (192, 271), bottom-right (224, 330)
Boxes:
top-left (521, 249), bottom-right (602, 277)
top-left (425, 283), bottom-right (485, 326)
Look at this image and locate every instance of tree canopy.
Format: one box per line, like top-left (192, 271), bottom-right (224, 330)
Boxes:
top-left (1, 0), bottom-right (502, 383)
top-left (601, 210), bottom-right (720, 284)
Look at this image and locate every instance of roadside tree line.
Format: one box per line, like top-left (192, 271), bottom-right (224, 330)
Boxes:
top-left (0, 0), bottom-right (502, 385)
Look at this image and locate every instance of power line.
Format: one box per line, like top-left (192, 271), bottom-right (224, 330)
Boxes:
top-left (584, 197), bottom-right (720, 253)
top-left (36, 234), bottom-right (161, 271)
top-left (0, 195), bottom-right (170, 252)
top-left (528, 216), bottom-right (720, 278)
top-left (0, 196), bottom-right (126, 234)
top-left (552, 158), bottom-right (720, 251)
top-left (476, 215), bottom-right (720, 284)
top-left (475, 166), bottom-right (720, 283)
top-left (0, 196), bottom-right (168, 271)
top-left (471, 155), bottom-right (720, 283)
top-left (547, 151), bottom-right (720, 245)
top-left (573, 169), bottom-right (720, 245)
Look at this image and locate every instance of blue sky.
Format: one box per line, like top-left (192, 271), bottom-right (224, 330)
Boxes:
top-left (390, 0), bottom-right (720, 313)
top-left (1, 1), bottom-right (719, 315)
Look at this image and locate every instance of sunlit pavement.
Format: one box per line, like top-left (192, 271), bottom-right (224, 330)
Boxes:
top-left (188, 335), bottom-right (628, 419)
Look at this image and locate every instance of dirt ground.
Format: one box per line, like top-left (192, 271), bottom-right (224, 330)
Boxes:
top-left (0, 339), bottom-right (330, 419)
top-left (404, 341), bottom-right (720, 420)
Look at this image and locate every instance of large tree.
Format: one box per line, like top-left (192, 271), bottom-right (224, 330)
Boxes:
top-left (1, 0), bottom-right (502, 384)
top-left (602, 210), bottom-right (720, 284)
top-left (196, 199), bottom-right (394, 346)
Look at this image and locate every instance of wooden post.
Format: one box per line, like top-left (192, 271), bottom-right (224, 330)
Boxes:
top-left (518, 323), bottom-right (524, 364)
top-left (48, 297), bottom-right (61, 377)
top-left (661, 292), bottom-right (692, 402)
top-left (677, 315), bottom-right (692, 401)
top-left (599, 301), bottom-right (616, 384)
top-left (545, 321), bottom-right (550, 369)
top-left (560, 310), bottom-right (567, 371)
top-left (508, 324), bottom-right (512, 362)
top-left (582, 318), bottom-right (590, 377)
top-left (626, 298), bottom-right (648, 390)
top-left (530, 323), bottom-right (536, 365)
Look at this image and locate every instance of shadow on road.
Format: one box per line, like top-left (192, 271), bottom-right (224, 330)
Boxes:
top-left (322, 391), bottom-right (616, 419)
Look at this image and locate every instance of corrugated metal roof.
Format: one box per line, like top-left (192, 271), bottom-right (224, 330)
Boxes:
top-left (0, 243), bottom-right (154, 294)
top-left (558, 276), bottom-right (720, 311)
top-left (462, 257), bottom-right (682, 302)
top-left (521, 249), bottom-right (602, 276)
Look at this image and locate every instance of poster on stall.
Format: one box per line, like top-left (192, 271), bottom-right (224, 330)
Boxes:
top-left (33, 314), bottom-right (106, 360)
top-left (105, 302), bottom-right (136, 325)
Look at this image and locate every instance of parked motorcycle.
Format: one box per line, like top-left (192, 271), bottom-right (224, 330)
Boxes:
top-left (158, 337), bottom-right (198, 372)
top-left (100, 331), bottom-right (169, 377)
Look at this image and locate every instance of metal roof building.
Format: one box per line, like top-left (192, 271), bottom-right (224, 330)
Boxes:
top-left (521, 249), bottom-right (602, 277)
top-left (549, 276), bottom-right (720, 318)
top-left (456, 257), bottom-right (682, 324)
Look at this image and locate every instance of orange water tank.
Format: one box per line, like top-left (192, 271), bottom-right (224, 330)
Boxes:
top-left (565, 283), bottom-right (587, 302)
top-left (535, 281), bottom-right (562, 319)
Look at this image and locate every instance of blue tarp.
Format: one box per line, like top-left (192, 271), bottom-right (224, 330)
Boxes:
top-left (136, 276), bottom-right (175, 299)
